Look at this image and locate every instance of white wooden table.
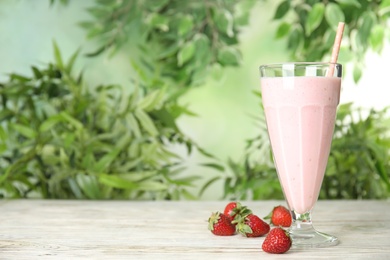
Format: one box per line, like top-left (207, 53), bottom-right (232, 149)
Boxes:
top-left (0, 200), bottom-right (389, 259)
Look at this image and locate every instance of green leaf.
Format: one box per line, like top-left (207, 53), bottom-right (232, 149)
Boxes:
top-left (273, 0), bottom-right (290, 20)
top-left (169, 103), bottom-right (197, 118)
top-left (0, 167), bottom-right (12, 184)
top-left (82, 152), bottom-right (96, 169)
top-left (52, 40), bottom-right (64, 70)
top-left (217, 47), bottom-right (241, 66)
top-left (149, 13), bottom-right (169, 31)
top-left (0, 125), bottom-right (7, 141)
top-left (31, 66), bottom-right (43, 79)
top-left (168, 176), bottom-right (200, 186)
top-left (369, 25), bottom-right (385, 52)
top-left (275, 22), bottom-right (291, 39)
top-left (0, 144), bottom-right (6, 154)
top-left (130, 59), bottom-right (147, 83)
top-left (87, 27), bottom-right (105, 40)
top-left (156, 43), bottom-right (180, 60)
top-left (127, 113), bottom-right (142, 138)
top-left (63, 133), bottom-right (75, 148)
top-left (177, 41), bottom-right (195, 67)
top-left (180, 188), bottom-right (197, 200)
top-left (86, 6), bottom-right (106, 19)
top-left (357, 12), bottom-right (376, 49)
top-left (9, 73), bottom-right (30, 82)
top-left (59, 112), bottom-right (83, 130)
top-left (77, 21), bottom-right (95, 29)
top-left (353, 64), bottom-right (362, 83)
top-left (165, 88), bottom-right (189, 103)
top-left (68, 178), bottom-right (84, 199)
top-left (197, 146), bottom-right (217, 159)
top-left (200, 163), bottom-right (225, 172)
top-left (76, 174), bottom-right (102, 199)
top-left (287, 27), bottom-right (303, 53)
top-left (147, 0), bottom-right (170, 12)
top-left (305, 3), bottom-right (325, 36)
top-left (193, 34), bottom-right (210, 62)
top-left (151, 108), bottom-right (179, 130)
top-left (0, 109), bottom-right (13, 122)
top-left (137, 88), bottom-right (165, 112)
top-left (137, 181), bottom-right (168, 191)
top-left (66, 47), bottom-right (81, 74)
top-left (11, 123), bottom-right (37, 139)
top-left (199, 176), bottom-right (220, 197)
top-left (178, 15), bottom-right (193, 36)
top-left (235, 13), bottom-right (250, 27)
top-left (134, 109), bottom-right (158, 136)
top-left (94, 148), bottom-right (122, 173)
top-left (214, 10), bottom-right (234, 37)
top-left (118, 171), bottom-right (157, 182)
top-left (323, 29), bottom-right (337, 49)
top-left (325, 3), bottom-right (345, 30)
top-left (380, 0), bottom-right (390, 8)
top-left (85, 45), bottom-right (107, 57)
top-left (379, 0), bottom-right (390, 16)
top-left (39, 115), bottom-right (62, 132)
top-left (99, 174), bottom-right (138, 189)
top-left (335, 0), bottom-right (361, 8)
top-left (223, 177), bottom-right (233, 199)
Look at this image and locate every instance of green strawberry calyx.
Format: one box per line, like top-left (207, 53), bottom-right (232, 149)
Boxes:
top-left (208, 212), bottom-right (221, 231)
top-left (232, 213), bottom-right (253, 235)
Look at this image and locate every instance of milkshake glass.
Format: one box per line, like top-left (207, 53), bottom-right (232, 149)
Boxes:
top-left (259, 62), bottom-right (341, 247)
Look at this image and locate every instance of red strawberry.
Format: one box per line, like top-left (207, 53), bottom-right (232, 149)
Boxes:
top-left (224, 202), bottom-right (238, 221)
top-left (264, 205), bottom-right (292, 227)
top-left (262, 227), bottom-right (292, 254)
top-left (208, 212), bottom-right (236, 236)
top-left (223, 202), bottom-right (252, 223)
top-left (235, 214), bottom-right (270, 237)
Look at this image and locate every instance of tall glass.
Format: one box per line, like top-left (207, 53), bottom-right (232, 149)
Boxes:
top-left (259, 63), bottom-right (342, 248)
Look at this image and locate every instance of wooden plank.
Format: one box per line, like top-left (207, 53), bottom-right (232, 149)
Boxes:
top-left (0, 200), bottom-right (389, 259)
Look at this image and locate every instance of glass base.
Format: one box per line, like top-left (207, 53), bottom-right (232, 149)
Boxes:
top-left (289, 210), bottom-right (339, 248)
top-left (290, 227), bottom-right (338, 248)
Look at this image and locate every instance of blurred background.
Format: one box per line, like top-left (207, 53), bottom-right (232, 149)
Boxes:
top-left (1, 0), bottom-right (389, 200)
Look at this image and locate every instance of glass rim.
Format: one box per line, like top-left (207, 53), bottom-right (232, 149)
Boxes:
top-left (259, 62), bottom-right (342, 70)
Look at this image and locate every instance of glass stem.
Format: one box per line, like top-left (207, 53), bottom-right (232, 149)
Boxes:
top-left (288, 209), bottom-right (339, 247)
top-left (289, 210), bottom-right (316, 237)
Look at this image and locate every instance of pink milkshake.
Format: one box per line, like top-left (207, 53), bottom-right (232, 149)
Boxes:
top-left (260, 62), bottom-right (342, 247)
top-left (261, 76), bottom-right (341, 214)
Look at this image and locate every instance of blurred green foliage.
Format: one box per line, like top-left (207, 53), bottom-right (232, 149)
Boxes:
top-left (214, 94), bottom-right (390, 200)
top-left (323, 103), bottom-right (390, 199)
top-left (1, 0), bottom-right (390, 200)
top-left (0, 43), bottom-right (212, 199)
top-left (77, 0), bottom-right (255, 88)
top-left (207, 0), bottom-right (390, 200)
top-left (273, 0), bottom-right (390, 83)
top-left (1, 0), bottom-right (253, 199)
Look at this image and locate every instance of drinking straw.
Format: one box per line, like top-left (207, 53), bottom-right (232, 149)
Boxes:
top-left (327, 22), bottom-right (345, 77)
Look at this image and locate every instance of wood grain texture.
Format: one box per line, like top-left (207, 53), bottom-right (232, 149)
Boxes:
top-left (0, 200), bottom-right (389, 259)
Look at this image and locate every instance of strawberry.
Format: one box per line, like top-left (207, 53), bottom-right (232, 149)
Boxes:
top-left (235, 213), bottom-right (270, 237)
top-left (264, 205), bottom-right (292, 227)
top-left (223, 202), bottom-right (252, 223)
top-left (208, 212), bottom-right (236, 236)
top-left (223, 202), bottom-right (238, 221)
top-left (262, 227), bottom-right (292, 254)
